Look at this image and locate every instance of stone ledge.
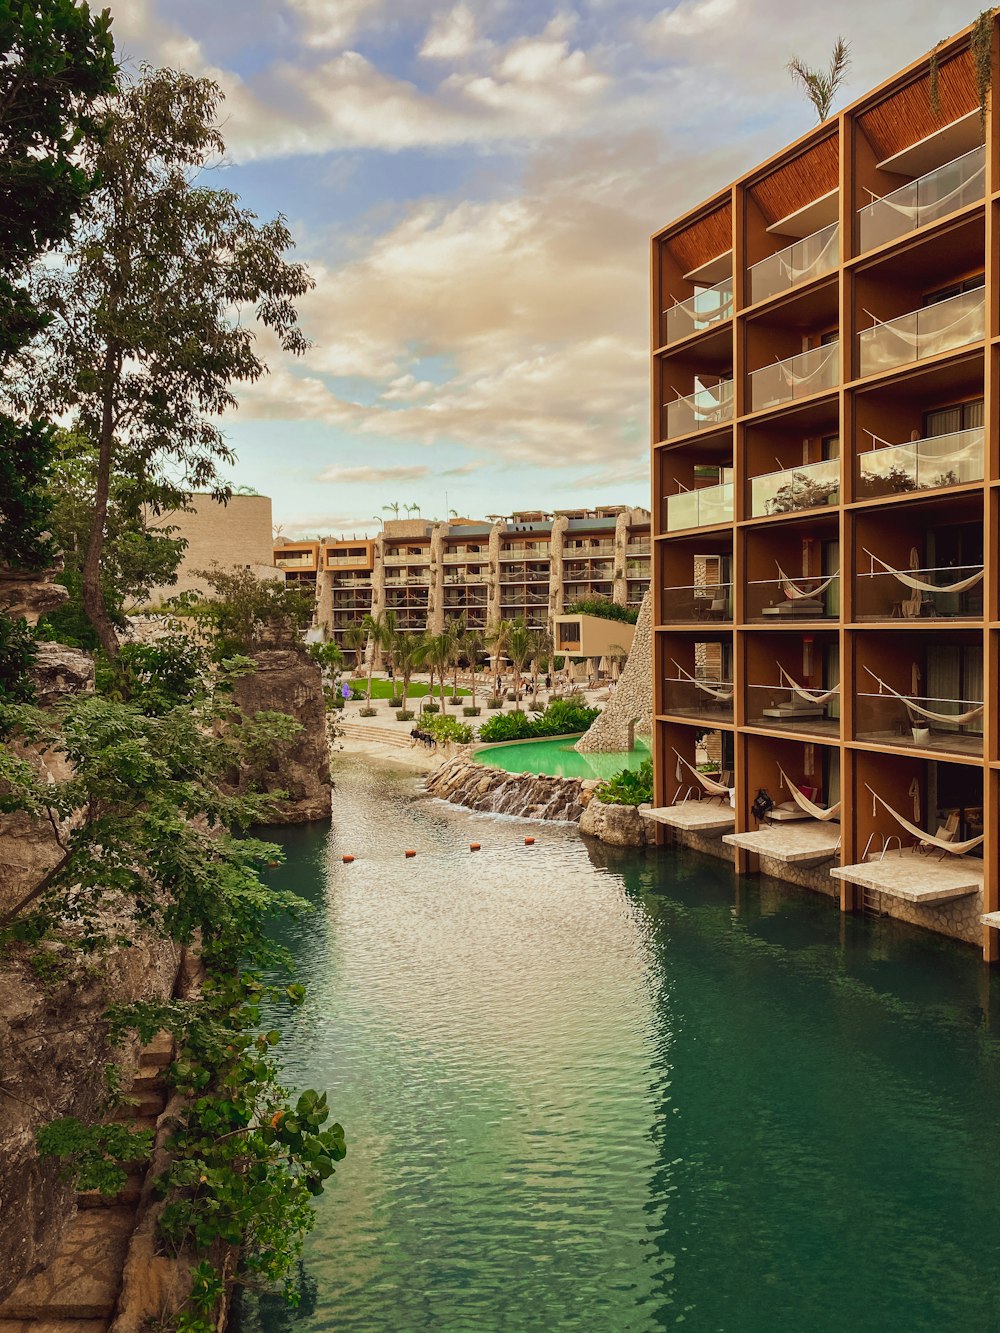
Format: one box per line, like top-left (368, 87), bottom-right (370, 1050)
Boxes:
top-left (832, 850), bottom-right (983, 904)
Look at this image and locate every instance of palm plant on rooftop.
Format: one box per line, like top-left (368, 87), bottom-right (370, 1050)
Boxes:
top-left (787, 37), bottom-right (851, 122)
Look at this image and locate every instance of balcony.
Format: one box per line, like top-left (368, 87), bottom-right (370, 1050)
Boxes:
top-left (748, 222), bottom-right (839, 305)
top-left (383, 552), bottom-right (428, 566)
top-left (749, 457), bottom-right (839, 517)
top-left (664, 482), bottom-right (734, 532)
top-left (662, 674), bottom-right (734, 723)
top-left (857, 426), bottom-right (983, 499)
top-left (500, 546), bottom-right (550, 561)
top-left (855, 690), bottom-right (983, 756)
top-left (444, 550), bottom-right (486, 563)
top-left (274, 556), bottom-right (315, 570)
top-left (859, 145), bottom-right (986, 253)
top-left (663, 275), bottom-right (734, 345)
top-left (627, 542), bottom-right (651, 556)
top-left (854, 560), bottom-right (983, 621)
top-left (747, 571), bottom-right (840, 622)
top-left (663, 379), bottom-right (733, 440)
top-left (858, 287), bottom-right (984, 378)
top-left (749, 341), bottom-right (838, 413)
top-left (325, 555), bottom-right (370, 567)
top-left (564, 543), bottom-right (616, 557)
top-left (746, 683), bottom-right (839, 736)
top-left (662, 581), bottom-right (733, 623)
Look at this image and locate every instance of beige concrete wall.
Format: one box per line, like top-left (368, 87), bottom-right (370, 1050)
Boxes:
top-left (143, 494), bottom-right (275, 605)
top-left (554, 613), bottom-right (635, 658)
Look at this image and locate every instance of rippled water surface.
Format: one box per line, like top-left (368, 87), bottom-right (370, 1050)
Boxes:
top-left (238, 759), bottom-right (1000, 1332)
top-left (474, 735), bottom-right (650, 778)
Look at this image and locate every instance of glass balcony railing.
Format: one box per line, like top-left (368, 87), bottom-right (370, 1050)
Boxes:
top-left (854, 562), bottom-right (983, 620)
top-left (747, 572), bottom-right (840, 622)
top-left (857, 426), bottom-right (984, 499)
top-left (662, 677), bottom-right (734, 721)
top-left (749, 341), bottom-right (838, 412)
top-left (749, 457), bottom-right (840, 517)
top-left (662, 582), bottom-right (733, 623)
top-left (859, 145), bottom-right (986, 253)
top-left (663, 275), bottom-right (734, 345)
top-left (274, 556), bottom-right (315, 569)
top-left (746, 683), bottom-right (840, 732)
top-left (748, 222), bottom-right (839, 305)
top-left (855, 692), bottom-right (983, 755)
top-left (664, 482), bottom-right (734, 532)
top-left (663, 379), bottom-right (734, 439)
top-left (858, 287), bottom-right (984, 378)
top-left (500, 545), bottom-right (550, 560)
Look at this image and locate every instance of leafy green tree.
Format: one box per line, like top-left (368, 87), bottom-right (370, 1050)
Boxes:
top-left (391, 628), bottom-right (428, 712)
top-left (181, 566), bottom-right (314, 661)
top-left (342, 623), bottom-right (366, 674)
top-left (0, 0), bottom-right (116, 570)
top-left (22, 66), bottom-right (313, 655)
top-left (423, 632), bottom-right (452, 709)
top-left (504, 618), bottom-right (533, 709)
top-left (461, 624), bottom-right (485, 709)
top-left (360, 610), bottom-right (394, 700)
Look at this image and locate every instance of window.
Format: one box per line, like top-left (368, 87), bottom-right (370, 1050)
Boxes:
top-left (923, 399), bottom-right (983, 436)
top-left (922, 274), bottom-right (985, 306)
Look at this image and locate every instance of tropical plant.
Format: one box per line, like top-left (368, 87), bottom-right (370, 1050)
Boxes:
top-left (424, 631), bottom-right (452, 710)
top-left (595, 759), bottom-right (653, 807)
top-left (422, 713), bottom-right (473, 745)
top-left (504, 618), bottom-right (534, 709)
top-left (787, 37), bottom-right (851, 122)
top-left (528, 627), bottom-right (552, 709)
top-left (390, 628), bottom-right (428, 711)
top-left (382, 502), bottom-right (401, 520)
top-left (180, 566), bottom-right (314, 661)
top-left (360, 610), bottom-right (394, 700)
top-left (477, 698), bottom-right (600, 743)
top-left (564, 597), bottom-right (638, 625)
top-left (972, 7), bottom-right (994, 138)
top-left (342, 623), bottom-right (367, 674)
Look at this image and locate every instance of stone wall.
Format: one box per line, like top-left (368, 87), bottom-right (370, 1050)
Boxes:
top-left (143, 493), bottom-right (275, 604)
top-left (579, 800), bottom-right (652, 846)
top-left (575, 590), bottom-right (652, 753)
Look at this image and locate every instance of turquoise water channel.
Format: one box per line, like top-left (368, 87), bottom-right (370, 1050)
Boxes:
top-left (237, 759), bottom-right (1000, 1332)
top-left (475, 735), bottom-right (650, 780)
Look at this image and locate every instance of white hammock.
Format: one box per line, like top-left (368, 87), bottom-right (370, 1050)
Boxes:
top-left (778, 767), bottom-right (841, 821)
top-left (862, 154), bottom-right (984, 221)
top-left (862, 667), bottom-right (984, 725)
top-left (673, 749), bottom-right (730, 796)
top-left (777, 665), bottom-right (840, 705)
top-left (862, 293), bottom-right (983, 350)
top-left (770, 343), bottom-right (838, 388)
top-left (671, 659), bottom-right (734, 702)
top-left (776, 564), bottom-right (840, 600)
top-left (770, 223), bottom-right (839, 284)
top-left (866, 786), bottom-right (984, 855)
top-left (862, 549), bottom-right (983, 595)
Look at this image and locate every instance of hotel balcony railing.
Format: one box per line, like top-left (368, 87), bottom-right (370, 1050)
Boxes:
top-left (443, 550), bottom-right (486, 563)
top-left (627, 542), bottom-right (651, 556)
top-left (749, 341), bottom-right (838, 413)
top-left (445, 572), bottom-right (487, 584)
top-left (664, 481), bottom-right (734, 532)
top-left (746, 574), bottom-right (840, 622)
top-left (500, 572), bottom-right (548, 585)
top-left (626, 562), bottom-right (650, 578)
top-left (663, 275), bottom-right (734, 345)
top-left (855, 692), bottom-right (983, 755)
top-left (662, 582), bottom-right (733, 623)
top-left (325, 555), bottom-right (370, 567)
top-left (746, 684), bottom-right (839, 732)
top-left (854, 562), bottom-right (983, 620)
top-left (663, 379), bottom-right (733, 440)
top-left (383, 552), bottom-right (428, 566)
top-left (564, 543), bottom-right (616, 557)
top-left (500, 545), bottom-right (550, 560)
top-left (384, 574), bottom-right (431, 586)
top-left (858, 287), bottom-right (984, 378)
top-left (565, 561), bottom-right (614, 577)
top-left (748, 457), bottom-right (840, 517)
top-left (859, 145), bottom-right (986, 253)
top-left (748, 221), bottom-right (839, 305)
top-left (274, 556), bottom-right (315, 569)
top-left (662, 677), bottom-right (734, 722)
top-left (857, 426), bottom-right (984, 499)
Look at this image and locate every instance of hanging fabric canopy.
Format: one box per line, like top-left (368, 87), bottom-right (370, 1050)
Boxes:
top-left (771, 224), bottom-right (838, 284)
top-left (862, 667), bottom-right (984, 725)
top-left (672, 749), bottom-right (730, 797)
top-left (776, 564), bottom-right (840, 600)
top-left (671, 659), bottom-right (734, 702)
top-left (861, 549), bottom-right (983, 594)
top-left (778, 767), bottom-right (841, 821)
top-left (777, 665), bottom-right (840, 704)
top-left (866, 786), bottom-right (984, 855)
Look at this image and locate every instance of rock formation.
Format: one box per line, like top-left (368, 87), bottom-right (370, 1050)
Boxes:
top-left (0, 561), bottom-right (69, 625)
top-left (575, 590), bottom-right (652, 753)
top-left (425, 752), bottom-right (598, 822)
top-left (579, 799), bottom-right (653, 847)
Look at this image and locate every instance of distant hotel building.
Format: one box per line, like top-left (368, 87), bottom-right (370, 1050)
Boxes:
top-left (274, 506), bottom-right (650, 647)
top-left (650, 18), bottom-right (1000, 957)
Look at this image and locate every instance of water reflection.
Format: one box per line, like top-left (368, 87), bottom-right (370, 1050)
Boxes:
top-left (238, 761), bottom-right (1000, 1333)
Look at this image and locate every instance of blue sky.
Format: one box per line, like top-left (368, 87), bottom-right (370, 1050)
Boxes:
top-left (119, 0), bottom-right (976, 537)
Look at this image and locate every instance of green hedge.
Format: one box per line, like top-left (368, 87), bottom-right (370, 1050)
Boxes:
top-left (564, 596), bottom-right (638, 625)
top-left (477, 698), bottom-right (600, 744)
top-left (595, 758), bottom-right (653, 806)
top-left (422, 713), bottom-right (474, 744)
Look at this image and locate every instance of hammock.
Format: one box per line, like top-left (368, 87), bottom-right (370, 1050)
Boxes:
top-left (862, 667), bottom-right (984, 725)
top-left (862, 549), bottom-right (984, 595)
top-left (862, 152), bottom-right (984, 221)
top-left (861, 429), bottom-right (981, 469)
top-left (778, 767), bottom-right (841, 821)
top-left (769, 343), bottom-right (838, 388)
top-left (768, 223), bottom-right (839, 284)
top-left (672, 749), bottom-right (730, 797)
top-left (866, 786), bottom-right (985, 855)
top-left (671, 659), bottom-right (734, 702)
top-left (776, 564), bottom-right (840, 600)
top-left (777, 665), bottom-right (840, 705)
top-left (861, 291), bottom-right (984, 350)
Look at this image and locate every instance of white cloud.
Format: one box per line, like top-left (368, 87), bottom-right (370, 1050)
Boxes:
top-left (317, 464), bottom-right (431, 483)
top-left (420, 3), bottom-right (480, 59)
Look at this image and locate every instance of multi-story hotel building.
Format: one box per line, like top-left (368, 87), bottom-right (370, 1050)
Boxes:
top-left (650, 19), bottom-right (1000, 958)
top-left (276, 507), bottom-right (650, 650)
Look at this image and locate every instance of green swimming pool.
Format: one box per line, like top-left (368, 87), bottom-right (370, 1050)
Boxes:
top-left (474, 734), bottom-right (650, 780)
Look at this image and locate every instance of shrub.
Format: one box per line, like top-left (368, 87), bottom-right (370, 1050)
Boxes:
top-left (463, 706), bottom-right (481, 717)
top-left (478, 710), bottom-right (535, 743)
top-left (564, 596), bottom-right (638, 625)
top-left (505, 690), bottom-right (516, 701)
top-left (359, 706), bottom-right (376, 717)
top-left (487, 696), bottom-right (504, 709)
top-left (396, 709), bottom-right (414, 721)
top-left (388, 696), bottom-right (403, 708)
top-left (595, 759), bottom-right (653, 806)
top-left (423, 713), bottom-right (474, 745)
top-left (477, 698), bottom-right (601, 744)
top-left (422, 702), bottom-right (440, 714)
top-left (448, 694), bottom-right (463, 705)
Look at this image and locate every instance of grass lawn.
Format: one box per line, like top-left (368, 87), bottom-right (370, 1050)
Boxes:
top-left (349, 679), bottom-right (472, 700)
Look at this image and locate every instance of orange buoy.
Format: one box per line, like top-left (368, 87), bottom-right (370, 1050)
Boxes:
top-left (470, 843), bottom-right (481, 852)
top-left (405, 849), bottom-right (417, 858)
top-left (524, 837), bottom-right (535, 846)
top-left (342, 855), bottom-right (355, 864)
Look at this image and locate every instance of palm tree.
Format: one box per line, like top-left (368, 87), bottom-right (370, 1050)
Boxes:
top-left (424, 632), bottom-right (452, 711)
top-left (505, 617), bottom-right (533, 710)
top-left (392, 628), bottom-right (428, 712)
top-left (360, 610), bottom-right (394, 700)
top-left (405, 502), bottom-right (422, 518)
top-left (488, 618), bottom-right (514, 697)
top-left (528, 626), bottom-right (552, 710)
top-left (382, 501), bottom-right (401, 520)
top-left (787, 38), bottom-right (850, 122)
top-left (342, 623), bottom-right (366, 677)
top-left (446, 615), bottom-right (467, 700)
top-left (461, 624), bottom-right (485, 708)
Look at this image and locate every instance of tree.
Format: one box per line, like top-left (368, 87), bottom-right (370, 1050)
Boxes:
top-left (461, 625), bottom-right (485, 709)
top-left (787, 38), bottom-right (851, 122)
top-left (0, 0), bottom-right (116, 571)
top-left (21, 66), bottom-right (313, 656)
top-left (447, 614), bottom-right (466, 699)
top-left (390, 628), bottom-right (427, 711)
top-left (423, 632), bottom-right (452, 710)
top-left (382, 502), bottom-right (401, 520)
top-left (360, 610), bottom-right (393, 700)
top-left (182, 566), bottom-right (314, 661)
top-left (342, 624), bottom-right (366, 675)
top-left (528, 626), bottom-right (552, 709)
top-left (488, 618), bottom-right (514, 694)
top-left (505, 618), bottom-right (533, 709)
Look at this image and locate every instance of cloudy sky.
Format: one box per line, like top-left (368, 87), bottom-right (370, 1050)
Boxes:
top-left (117, 0), bottom-right (973, 537)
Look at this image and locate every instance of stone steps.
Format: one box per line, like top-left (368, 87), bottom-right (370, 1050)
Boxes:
top-left (340, 722), bottom-right (420, 750)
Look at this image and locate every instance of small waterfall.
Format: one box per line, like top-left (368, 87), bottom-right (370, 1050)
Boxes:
top-left (424, 756), bottom-right (589, 823)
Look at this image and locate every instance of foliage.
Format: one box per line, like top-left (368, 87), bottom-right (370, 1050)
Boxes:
top-left (421, 702), bottom-right (439, 714)
top-left (972, 8), bottom-right (994, 139)
top-left (787, 37), bottom-right (851, 122)
top-left (463, 706), bottom-right (481, 717)
top-left (564, 597), bottom-right (638, 624)
top-left (421, 713), bottom-right (473, 745)
top-left (358, 706), bottom-right (376, 718)
top-left (595, 759), bottom-right (653, 807)
top-left (94, 632), bottom-right (207, 716)
top-left (36, 1116), bottom-right (152, 1197)
top-left (928, 42), bottom-right (943, 121)
top-left (348, 678), bottom-right (469, 700)
top-left (486, 695), bottom-right (504, 709)
top-left (18, 65), bottom-right (313, 653)
top-left (177, 567), bottom-right (314, 661)
top-left (763, 471), bottom-right (838, 515)
top-left (477, 698), bottom-right (600, 743)
top-left (476, 710), bottom-right (535, 742)
top-left (396, 709), bottom-right (415, 721)
top-left (0, 616), bottom-right (38, 717)
top-left (0, 0), bottom-right (116, 569)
